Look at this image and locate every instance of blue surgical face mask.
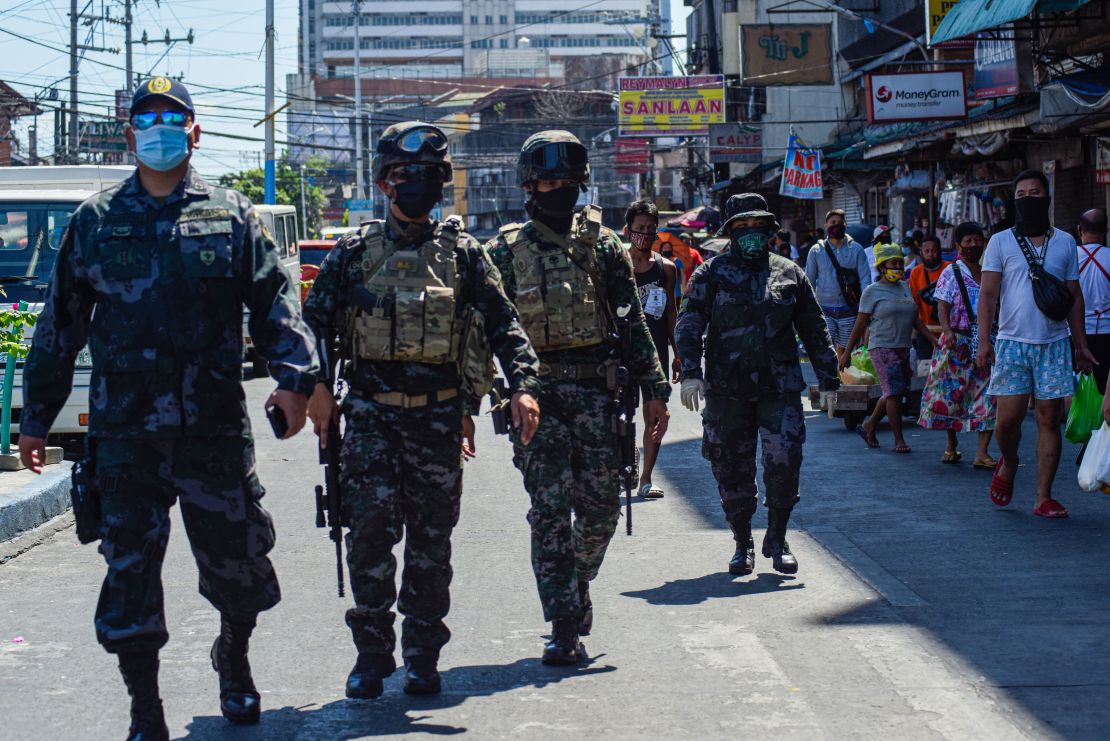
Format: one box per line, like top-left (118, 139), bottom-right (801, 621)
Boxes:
top-left (133, 124), bottom-right (192, 171)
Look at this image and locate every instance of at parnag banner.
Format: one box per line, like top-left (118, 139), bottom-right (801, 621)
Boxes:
top-left (779, 134), bottom-right (823, 200)
top-left (619, 75), bottom-right (725, 137)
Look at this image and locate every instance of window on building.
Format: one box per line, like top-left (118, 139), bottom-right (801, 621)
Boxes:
top-left (499, 14), bottom-right (508, 24)
top-left (500, 39), bottom-right (508, 48)
top-left (470, 15), bottom-right (478, 24)
top-left (485, 15), bottom-right (493, 24)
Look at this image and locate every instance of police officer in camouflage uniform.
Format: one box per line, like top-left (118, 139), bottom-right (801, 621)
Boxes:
top-left (486, 131), bottom-right (670, 665)
top-left (302, 122), bottom-right (541, 699)
top-left (19, 78), bottom-right (319, 741)
top-left (676, 193), bottom-right (838, 577)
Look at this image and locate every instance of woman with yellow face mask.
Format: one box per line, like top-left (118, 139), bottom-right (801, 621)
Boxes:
top-left (840, 244), bottom-right (938, 452)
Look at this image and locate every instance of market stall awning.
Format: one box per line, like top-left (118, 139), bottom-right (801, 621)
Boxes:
top-left (932, 0), bottom-right (1093, 45)
top-left (1036, 66), bottom-right (1110, 133)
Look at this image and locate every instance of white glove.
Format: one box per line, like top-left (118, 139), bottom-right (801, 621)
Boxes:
top-left (680, 379), bottom-right (705, 412)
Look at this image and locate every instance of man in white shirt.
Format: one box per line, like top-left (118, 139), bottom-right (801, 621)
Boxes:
top-left (1077, 208), bottom-right (1110, 393)
top-left (977, 170), bottom-right (1097, 519)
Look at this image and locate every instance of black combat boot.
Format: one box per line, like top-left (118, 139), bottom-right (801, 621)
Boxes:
top-left (210, 616), bottom-right (261, 725)
top-left (577, 580), bottom-right (593, 636)
top-left (403, 655), bottom-right (441, 695)
top-left (118, 649), bottom-right (169, 741)
top-left (727, 516), bottom-right (756, 576)
top-left (541, 619), bottom-right (583, 666)
top-left (762, 507), bottom-right (799, 574)
top-left (346, 652), bottom-right (396, 699)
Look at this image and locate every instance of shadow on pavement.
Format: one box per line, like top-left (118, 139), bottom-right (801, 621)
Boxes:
top-left (654, 398), bottom-right (1110, 737)
top-left (178, 656), bottom-right (616, 740)
top-left (622, 571), bottom-right (802, 605)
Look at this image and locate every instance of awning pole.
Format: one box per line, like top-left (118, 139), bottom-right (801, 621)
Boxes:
top-left (928, 165), bottom-right (936, 234)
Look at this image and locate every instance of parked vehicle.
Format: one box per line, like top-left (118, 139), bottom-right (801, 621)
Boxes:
top-left (0, 187), bottom-right (100, 438)
top-left (245, 204), bottom-right (301, 377)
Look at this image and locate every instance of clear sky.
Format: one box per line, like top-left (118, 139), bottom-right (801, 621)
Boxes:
top-left (2, 1), bottom-right (690, 179)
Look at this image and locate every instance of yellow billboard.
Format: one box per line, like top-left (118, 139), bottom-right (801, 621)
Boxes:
top-left (619, 75), bottom-right (726, 138)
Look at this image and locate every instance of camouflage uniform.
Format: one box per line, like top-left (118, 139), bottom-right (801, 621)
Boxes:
top-left (676, 250), bottom-right (838, 521)
top-left (21, 168), bottom-right (319, 652)
top-left (486, 219), bottom-right (669, 623)
top-left (302, 213), bottom-right (540, 661)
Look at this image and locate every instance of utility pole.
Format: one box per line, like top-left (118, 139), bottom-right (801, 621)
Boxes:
top-left (353, 0), bottom-right (365, 201)
top-left (124, 0), bottom-right (134, 93)
top-left (69, 0), bottom-right (78, 163)
top-left (300, 163), bottom-right (308, 239)
top-left (264, 0), bottom-right (276, 204)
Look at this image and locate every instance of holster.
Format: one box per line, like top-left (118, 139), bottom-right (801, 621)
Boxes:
top-left (70, 441), bottom-right (102, 545)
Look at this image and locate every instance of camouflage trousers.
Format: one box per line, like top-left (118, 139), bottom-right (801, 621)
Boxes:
top-left (340, 393), bottom-right (463, 659)
top-left (93, 436), bottom-right (279, 654)
top-left (701, 393), bottom-right (806, 521)
top-left (512, 381), bottom-right (621, 622)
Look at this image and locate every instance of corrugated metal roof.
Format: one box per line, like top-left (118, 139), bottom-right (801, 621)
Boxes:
top-left (932, 0), bottom-right (1093, 45)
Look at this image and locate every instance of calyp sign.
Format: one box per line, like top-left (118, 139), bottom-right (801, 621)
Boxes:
top-left (709, 124), bottom-right (761, 164)
top-left (779, 134), bottom-right (823, 200)
top-left (867, 71), bottom-right (967, 124)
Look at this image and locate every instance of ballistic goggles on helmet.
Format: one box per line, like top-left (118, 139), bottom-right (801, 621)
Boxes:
top-left (523, 141), bottom-right (588, 176)
top-left (385, 126), bottom-right (448, 156)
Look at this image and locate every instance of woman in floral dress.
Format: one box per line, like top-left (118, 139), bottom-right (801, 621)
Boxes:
top-left (919, 222), bottom-right (998, 466)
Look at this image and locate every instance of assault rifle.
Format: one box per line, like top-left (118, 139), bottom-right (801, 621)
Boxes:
top-left (612, 305), bottom-right (639, 536)
top-left (315, 417), bottom-right (346, 598)
top-left (487, 377), bottom-right (512, 435)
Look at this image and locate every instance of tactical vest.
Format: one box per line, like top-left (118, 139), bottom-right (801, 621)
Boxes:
top-left (349, 217), bottom-right (463, 364)
top-left (501, 205), bottom-right (607, 352)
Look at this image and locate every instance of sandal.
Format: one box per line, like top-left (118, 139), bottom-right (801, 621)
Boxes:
top-left (894, 443), bottom-right (912, 454)
top-left (639, 482), bottom-right (664, 500)
top-left (855, 425), bottom-right (880, 449)
top-left (1033, 498), bottom-right (1069, 519)
top-left (972, 455), bottom-right (998, 470)
top-left (942, 450), bottom-right (962, 464)
top-left (989, 457), bottom-right (1014, 507)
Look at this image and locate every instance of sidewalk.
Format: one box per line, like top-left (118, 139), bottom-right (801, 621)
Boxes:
top-left (0, 462), bottom-right (73, 544)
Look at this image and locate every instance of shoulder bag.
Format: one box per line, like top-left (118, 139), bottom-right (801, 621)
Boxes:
top-left (822, 240), bottom-right (861, 308)
top-left (1013, 228), bottom-right (1075, 322)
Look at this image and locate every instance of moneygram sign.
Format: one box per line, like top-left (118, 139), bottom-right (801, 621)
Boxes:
top-left (866, 71), bottom-right (967, 124)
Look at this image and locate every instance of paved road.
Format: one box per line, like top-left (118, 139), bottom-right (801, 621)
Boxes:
top-left (2, 377), bottom-right (1108, 740)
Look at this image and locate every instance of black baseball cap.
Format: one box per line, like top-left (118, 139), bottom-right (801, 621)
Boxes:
top-left (130, 76), bottom-right (194, 114)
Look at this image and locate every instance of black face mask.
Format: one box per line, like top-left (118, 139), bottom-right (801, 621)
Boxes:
top-left (730, 227), bottom-right (772, 265)
top-left (923, 258), bottom-right (943, 270)
top-left (393, 180), bottom-right (443, 219)
top-left (827, 224), bottom-right (846, 240)
top-left (1014, 196), bottom-right (1051, 237)
top-left (529, 185), bottom-right (580, 233)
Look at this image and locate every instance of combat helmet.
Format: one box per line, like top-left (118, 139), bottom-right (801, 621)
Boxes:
top-left (517, 130), bottom-right (590, 190)
top-left (717, 192), bottom-right (780, 235)
top-left (372, 121), bottom-right (452, 182)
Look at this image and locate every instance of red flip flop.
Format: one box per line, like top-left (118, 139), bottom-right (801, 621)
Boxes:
top-left (990, 457), bottom-right (1014, 507)
top-left (1033, 498), bottom-right (1069, 519)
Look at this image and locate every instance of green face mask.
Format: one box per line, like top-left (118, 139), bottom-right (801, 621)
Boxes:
top-left (730, 228), bottom-right (771, 263)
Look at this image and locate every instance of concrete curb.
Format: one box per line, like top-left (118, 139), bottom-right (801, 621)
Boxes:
top-left (0, 462), bottom-right (73, 543)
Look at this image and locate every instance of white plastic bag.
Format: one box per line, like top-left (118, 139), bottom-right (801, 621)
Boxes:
top-left (1078, 422), bottom-right (1110, 492)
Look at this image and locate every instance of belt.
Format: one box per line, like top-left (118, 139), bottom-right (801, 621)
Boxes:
top-left (368, 388), bottom-right (459, 409)
top-left (538, 362), bottom-right (607, 381)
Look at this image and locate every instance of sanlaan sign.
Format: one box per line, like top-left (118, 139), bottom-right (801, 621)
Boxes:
top-left (619, 75), bottom-right (725, 137)
top-left (866, 70), bottom-right (968, 124)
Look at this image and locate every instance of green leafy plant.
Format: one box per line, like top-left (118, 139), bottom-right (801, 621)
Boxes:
top-left (0, 305), bottom-right (36, 361)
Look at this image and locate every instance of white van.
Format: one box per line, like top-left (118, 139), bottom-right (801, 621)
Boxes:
top-left (0, 188), bottom-right (99, 437)
top-left (0, 165), bottom-right (134, 193)
top-left (245, 204), bottom-right (302, 377)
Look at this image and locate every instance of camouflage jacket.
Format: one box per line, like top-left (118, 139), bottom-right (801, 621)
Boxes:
top-left (676, 251), bottom-right (838, 398)
top-left (486, 220), bottom-right (670, 401)
top-left (21, 168), bottom-right (319, 439)
top-left (302, 214), bottom-right (540, 405)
